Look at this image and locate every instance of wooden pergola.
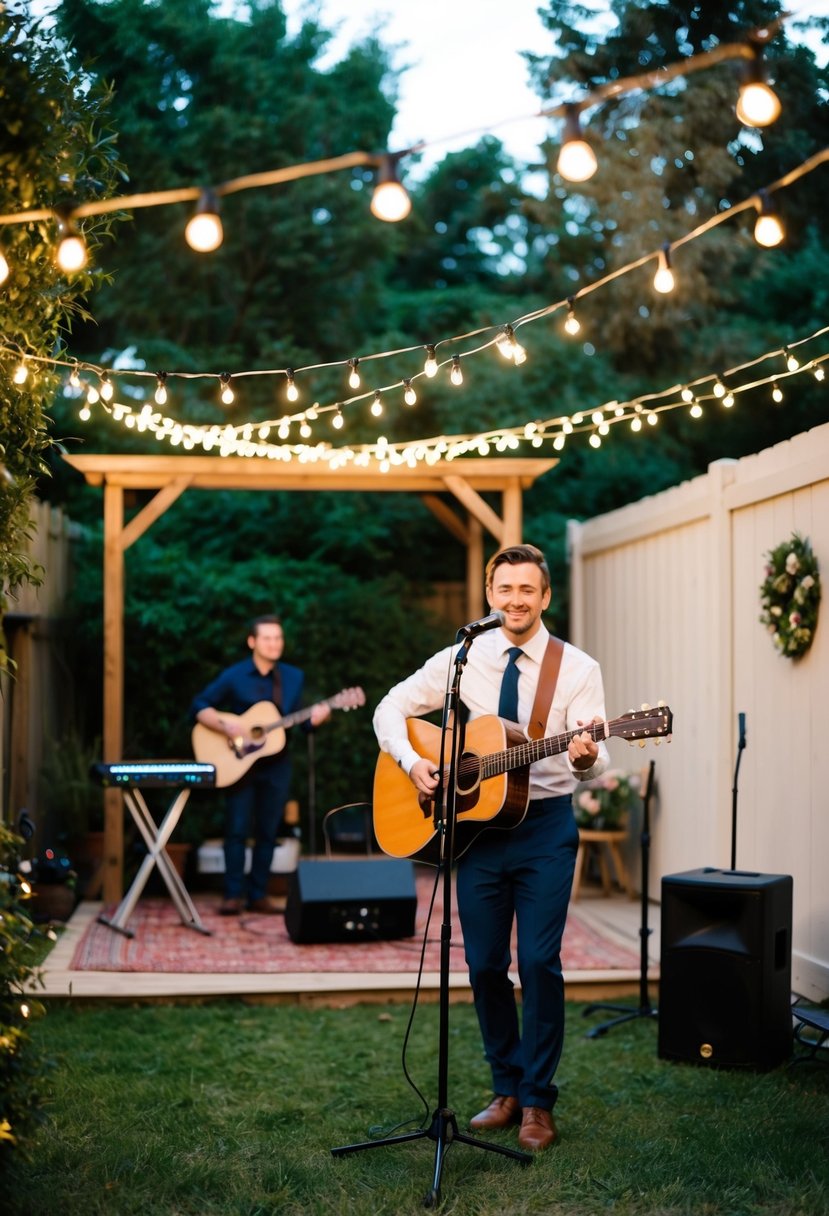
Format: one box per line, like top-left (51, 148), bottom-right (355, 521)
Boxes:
top-left (64, 452), bottom-right (557, 898)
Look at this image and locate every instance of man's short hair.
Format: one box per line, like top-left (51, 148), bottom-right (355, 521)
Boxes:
top-left (485, 544), bottom-right (551, 593)
top-left (248, 613), bottom-right (282, 639)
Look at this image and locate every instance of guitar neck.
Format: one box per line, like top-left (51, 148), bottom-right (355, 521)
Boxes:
top-left (265, 695), bottom-right (339, 736)
top-left (480, 718), bottom-right (619, 779)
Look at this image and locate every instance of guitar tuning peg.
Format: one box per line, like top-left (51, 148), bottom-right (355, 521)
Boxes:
top-left (658, 699), bottom-right (666, 707)
top-left (641, 702), bottom-right (651, 712)
top-left (638, 739), bottom-right (646, 748)
top-left (654, 739), bottom-right (661, 746)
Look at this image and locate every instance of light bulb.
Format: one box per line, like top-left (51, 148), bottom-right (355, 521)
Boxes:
top-left (56, 227), bottom-right (87, 272)
top-left (736, 51), bottom-right (782, 129)
top-left (332, 408), bottom-right (344, 429)
top-left (497, 327), bottom-right (515, 359)
top-left (713, 379), bottom-right (726, 398)
top-left (450, 355), bottom-right (463, 386)
top-left (13, 361), bottom-right (28, 384)
top-left (424, 345), bottom-right (438, 377)
top-left (772, 383), bottom-right (783, 403)
top-left (723, 393), bottom-right (735, 407)
top-left (220, 374), bottom-right (234, 405)
top-left (0, 251), bottom-right (8, 284)
top-left (681, 386), bottom-right (694, 403)
top-left (814, 366), bottom-right (825, 382)
top-left (784, 348), bottom-right (799, 372)
top-left (347, 358), bottom-right (360, 389)
top-left (564, 297), bottom-right (581, 335)
top-left (154, 373), bottom-right (168, 405)
top-left (100, 373), bottom-right (114, 401)
top-left (370, 156), bottom-right (411, 222)
top-left (370, 391), bottom-right (383, 417)
top-left (185, 190), bottom-right (223, 252)
top-left (689, 401), bottom-right (703, 418)
top-left (653, 245), bottom-right (675, 294)
top-left (589, 433), bottom-right (601, 449)
top-left (754, 190), bottom-right (784, 248)
top-left (556, 106), bottom-right (597, 183)
top-left (403, 379), bottom-right (417, 406)
top-left (286, 370), bottom-right (299, 402)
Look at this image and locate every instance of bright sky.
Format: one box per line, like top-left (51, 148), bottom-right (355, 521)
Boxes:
top-left (279, 0), bottom-right (828, 176)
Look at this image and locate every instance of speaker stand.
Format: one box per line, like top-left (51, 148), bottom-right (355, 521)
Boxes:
top-left (582, 760), bottom-right (658, 1038)
top-left (331, 635), bottom-right (531, 1207)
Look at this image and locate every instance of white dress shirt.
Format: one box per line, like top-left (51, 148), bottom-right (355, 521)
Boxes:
top-left (373, 624), bottom-right (609, 800)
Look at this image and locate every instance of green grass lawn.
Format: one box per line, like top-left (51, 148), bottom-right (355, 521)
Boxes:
top-left (7, 997), bottom-right (829, 1215)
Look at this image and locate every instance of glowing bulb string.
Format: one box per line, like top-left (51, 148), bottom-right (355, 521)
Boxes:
top-left (6, 327), bottom-right (824, 466)
top-left (0, 17), bottom-right (788, 233)
top-left (5, 145), bottom-right (825, 433)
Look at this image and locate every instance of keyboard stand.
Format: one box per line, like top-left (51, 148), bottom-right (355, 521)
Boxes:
top-left (97, 787), bottom-right (211, 938)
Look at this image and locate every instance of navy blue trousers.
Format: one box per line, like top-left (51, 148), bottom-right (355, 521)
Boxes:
top-left (456, 794), bottom-right (578, 1111)
top-left (223, 761), bottom-right (291, 901)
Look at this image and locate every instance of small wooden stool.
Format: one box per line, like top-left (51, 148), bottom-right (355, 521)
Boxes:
top-left (571, 828), bottom-right (633, 901)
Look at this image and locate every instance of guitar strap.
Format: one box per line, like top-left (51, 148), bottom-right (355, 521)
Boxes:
top-left (271, 663), bottom-right (283, 712)
top-left (527, 635), bottom-right (564, 740)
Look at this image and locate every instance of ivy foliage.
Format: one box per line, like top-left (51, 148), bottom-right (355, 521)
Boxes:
top-left (0, 3), bottom-right (124, 667)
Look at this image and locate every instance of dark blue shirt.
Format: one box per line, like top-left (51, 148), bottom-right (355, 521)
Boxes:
top-left (189, 657), bottom-right (305, 721)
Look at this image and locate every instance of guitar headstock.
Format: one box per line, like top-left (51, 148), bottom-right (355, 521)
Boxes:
top-left (331, 686), bottom-right (366, 711)
top-left (610, 704), bottom-right (673, 743)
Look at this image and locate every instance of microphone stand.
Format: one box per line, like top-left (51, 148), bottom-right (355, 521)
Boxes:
top-left (731, 712), bottom-right (746, 870)
top-left (581, 759), bottom-right (658, 1037)
top-left (331, 633), bottom-right (531, 1208)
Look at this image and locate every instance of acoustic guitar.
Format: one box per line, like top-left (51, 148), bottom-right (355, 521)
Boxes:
top-left (373, 705), bottom-right (673, 864)
top-left (192, 687), bottom-right (365, 788)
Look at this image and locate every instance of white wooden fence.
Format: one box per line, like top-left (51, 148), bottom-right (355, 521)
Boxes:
top-left (569, 420), bottom-right (829, 1001)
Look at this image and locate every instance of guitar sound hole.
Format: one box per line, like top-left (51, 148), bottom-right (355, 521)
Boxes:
top-left (456, 754), bottom-right (482, 795)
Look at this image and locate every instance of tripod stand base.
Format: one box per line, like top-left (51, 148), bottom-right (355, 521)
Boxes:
top-left (582, 1001), bottom-right (658, 1038)
top-left (332, 1106), bottom-right (531, 1208)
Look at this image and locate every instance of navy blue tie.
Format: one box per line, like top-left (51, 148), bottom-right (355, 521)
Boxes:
top-left (498, 647), bottom-right (523, 722)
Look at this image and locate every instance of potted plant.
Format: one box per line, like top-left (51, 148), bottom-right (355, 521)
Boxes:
top-left (37, 730), bottom-right (104, 896)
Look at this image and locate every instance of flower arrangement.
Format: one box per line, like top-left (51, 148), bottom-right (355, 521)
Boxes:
top-left (759, 533), bottom-right (821, 660)
top-left (573, 770), bottom-right (640, 830)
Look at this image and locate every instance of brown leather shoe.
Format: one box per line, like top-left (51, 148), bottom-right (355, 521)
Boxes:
top-left (247, 896), bottom-right (282, 915)
top-left (469, 1094), bottom-right (521, 1131)
top-left (518, 1106), bottom-right (557, 1151)
top-left (219, 897), bottom-right (242, 916)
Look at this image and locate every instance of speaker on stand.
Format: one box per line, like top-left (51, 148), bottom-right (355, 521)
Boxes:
top-left (657, 713), bottom-right (793, 1069)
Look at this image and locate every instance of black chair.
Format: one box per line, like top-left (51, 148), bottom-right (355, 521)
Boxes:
top-left (321, 802), bottom-right (374, 857)
top-left (790, 999), bottom-right (829, 1066)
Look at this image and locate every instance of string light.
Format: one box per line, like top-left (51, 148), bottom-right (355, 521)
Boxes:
top-left (783, 347), bottom-right (800, 372)
top-left (814, 365), bottom-right (826, 382)
top-left (723, 391), bottom-right (735, 407)
top-left (424, 345), bottom-right (438, 377)
top-left (347, 358), bottom-right (361, 389)
top-left (369, 155), bottom-right (411, 222)
top-left (13, 360), bottom-right (28, 385)
top-left (219, 373), bottom-right (234, 405)
top-left (754, 189), bottom-right (785, 247)
top-left (100, 372), bottom-right (114, 402)
top-left (285, 369), bottom-right (299, 402)
top-left (653, 243), bottom-right (675, 294)
top-left (450, 355), bottom-right (464, 386)
top-left (496, 324), bottom-right (527, 364)
top-left (772, 382), bottom-right (783, 402)
top-left (332, 406), bottom-right (344, 429)
top-left (713, 378), bottom-right (727, 398)
top-left (69, 362), bottom-right (81, 389)
top-left (370, 390), bottom-right (383, 416)
top-left (689, 399), bottom-right (703, 418)
top-left (154, 372), bottom-right (168, 405)
top-left (680, 386), bottom-right (694, 403)
top-left (735, 46), bottom-right (782, 128)
top-left (564, 297), bottom-right (581, 336)
top-left (55, 211), bottom-right (87, 272)
top-left (403, 379), bottom-right (417, 405)
top-left (556, 104), bottom-right (598, 183)
top-left (0, 248), bottom-right (8, 284)
top-left (185, 189), bottom-right (223, 252)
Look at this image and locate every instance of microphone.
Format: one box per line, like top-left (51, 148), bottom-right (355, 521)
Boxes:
top-left (738, 711), bottom-right (747, 750)
top-left (457, 609), bottom-right (505, 638)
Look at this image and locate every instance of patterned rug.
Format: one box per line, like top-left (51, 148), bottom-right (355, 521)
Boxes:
top-left (71, 869), bottom-right (640, 975)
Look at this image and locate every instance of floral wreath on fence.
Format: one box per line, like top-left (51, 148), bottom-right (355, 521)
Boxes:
top-left (758, 533), bottom-right (821, 659)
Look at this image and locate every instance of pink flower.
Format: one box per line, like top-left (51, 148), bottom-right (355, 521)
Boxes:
top-left (789, 611), bottom-right (801, 627)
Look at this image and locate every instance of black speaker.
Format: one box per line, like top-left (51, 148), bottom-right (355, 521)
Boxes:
top-left (285, 859), bottom-right (418, 944)
top-left (658, 867), bottom-right (792, 1069)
